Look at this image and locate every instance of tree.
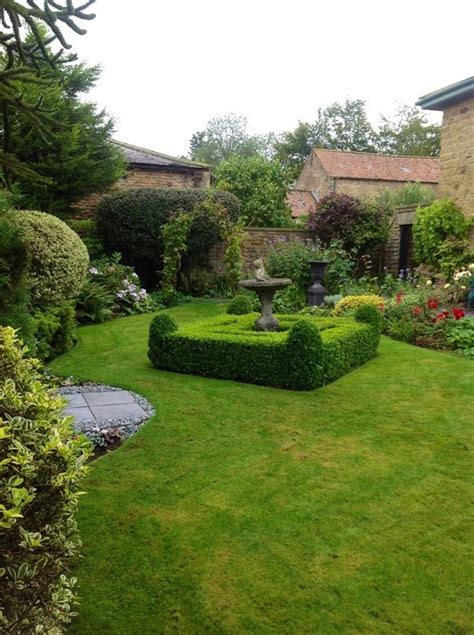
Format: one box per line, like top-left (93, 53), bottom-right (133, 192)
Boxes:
top-left (376, 105), bottom-right (440, 156)
top-left (189, 113), bottom-right (277, 166)
top-left (7, 59), bottom-right (125, 215)
top-left (0, 0), bottom-right (96, 183)
top-left (274, 99), bottom-right (377, 178)
top-left (214, 155), bottom-right (292, 227)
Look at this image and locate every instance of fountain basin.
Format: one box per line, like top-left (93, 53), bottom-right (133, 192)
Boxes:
top-left (239, 278), bottom-right (292, 331)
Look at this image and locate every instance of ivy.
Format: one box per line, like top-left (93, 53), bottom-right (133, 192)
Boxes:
top-left (160, 213), bottom-right (193, 304)
top-left (224, 224), bottom-right (245, 292)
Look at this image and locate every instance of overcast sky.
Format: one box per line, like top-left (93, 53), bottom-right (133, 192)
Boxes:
top-left (69, 0), bottom-right (473, 157)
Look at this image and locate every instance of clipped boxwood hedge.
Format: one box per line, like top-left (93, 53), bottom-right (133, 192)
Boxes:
top-left (96, 188), bottom-right (240, 286)
top-left (148, 310), bottom-right (380, 390)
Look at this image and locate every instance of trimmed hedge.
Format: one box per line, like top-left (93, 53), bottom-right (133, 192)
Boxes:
top-left (148, 311), bottom-right (380, 390)
top-left (96, 188), bottom-right (240, 286)
top-left (227, 294), bottom-right (254, 315)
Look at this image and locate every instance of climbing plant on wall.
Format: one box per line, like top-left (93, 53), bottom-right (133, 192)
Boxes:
top-left (160, 213), bottom-right (193, 304)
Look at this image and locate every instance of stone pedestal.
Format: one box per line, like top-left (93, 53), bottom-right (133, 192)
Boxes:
top-left (239, 278), bottom-right (292, 332)
top-left (307, 260), bottom-right (328, 306)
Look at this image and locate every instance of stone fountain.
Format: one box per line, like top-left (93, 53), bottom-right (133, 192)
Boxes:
top-left (239, 258), bottom-right (291, 332)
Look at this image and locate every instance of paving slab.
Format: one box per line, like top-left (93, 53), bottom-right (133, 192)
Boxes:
top-left (64, 393), bottom-right (87, 408)
top-left (90, 402), bottom-right (148, 421)
top-left (83, 390), bottom-right (135, 407)
top-left (64, 406), bottom-right (95, 424)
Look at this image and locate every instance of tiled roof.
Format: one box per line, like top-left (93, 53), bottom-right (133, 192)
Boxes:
top-left (113, 140), bottom-right (209, 169)
top-left (314, 148), bottom-right (440, 183)
top-left (287, 190), bottom-right (316, 218)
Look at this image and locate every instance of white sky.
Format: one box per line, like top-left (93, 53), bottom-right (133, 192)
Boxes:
top-left (69, 0), bottom-right (474, 157)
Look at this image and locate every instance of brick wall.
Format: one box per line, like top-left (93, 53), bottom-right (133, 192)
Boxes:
top-left (72, 166), bottom-right (211, 218)
top-left (209, 228), bottom-right (317, 276)
top-left (439, 96), bottom-right (474, 218)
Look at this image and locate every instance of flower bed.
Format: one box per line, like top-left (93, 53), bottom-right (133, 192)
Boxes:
top-left (148, 309), bottom-right (380, 390)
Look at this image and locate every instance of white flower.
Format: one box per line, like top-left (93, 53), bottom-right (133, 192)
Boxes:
top-left (469, 263), bottom-right (474, 271)
top-left (426, 280), bottom-right (433, 286)
top-left (88, 267), bottom-right (99, 275)
top-left (444, 283), bottom-right (450, 289)
top-left (461, 285), bottom-right (467, 290)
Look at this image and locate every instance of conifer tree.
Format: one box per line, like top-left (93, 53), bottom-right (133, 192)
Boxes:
top-left (0, 0), bottom-right (96, 183)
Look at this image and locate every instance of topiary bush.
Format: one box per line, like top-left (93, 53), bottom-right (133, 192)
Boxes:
top-left (10, 211), bottom-right (89, 307)
top-left (96, 188), bottom-right (240, 286)
top-left (355, 303), bottom-right (383, 333)
top-left (334, 294), bottom-right (383, 316)
top-left (0, 214), bottom-right (34, 347)
top-left (286, 319), bottom-right (324, 389)
top-left (413, 199), bottom-right (472, 276)
top-left (227, 294), bottom-right (254, 315)
top-left (148, 313), bottom-right (379, 390)
top-left (0, 326), bottom-right (91, 632)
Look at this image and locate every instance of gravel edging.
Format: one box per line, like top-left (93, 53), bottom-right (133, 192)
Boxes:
top-left (58, 383), bottom-right (155, 445)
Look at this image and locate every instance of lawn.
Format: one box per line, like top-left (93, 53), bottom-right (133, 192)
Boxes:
top-left (50, 301), bottom-right (473, 634)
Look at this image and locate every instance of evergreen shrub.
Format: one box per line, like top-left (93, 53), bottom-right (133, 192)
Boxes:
top-left (0, 215), bottom-right (33, 346)
top-left (148, 313), bottom-right (379, 390)
top-left (334, 294), bottom-right (383, 316)
top-left (32, 301), bottom-right (77, 362)
top-left (0, 326), bottom-right (90, 632)
top-left (10, 211), bottom-right (89, 306)
top-left (96, 188), bottom-right (240, 286)
top-left (227, 294), bottom-right (254, 315)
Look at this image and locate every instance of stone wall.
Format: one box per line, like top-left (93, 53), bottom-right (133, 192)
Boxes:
top-left (439, 96), bottom-right (474, 218)
top-left (295, 151), bottom-right (333, 198)
top-left (295, 150), bottom-right (438, 200)
top-left (334, 178), bottom-right (437, 199)
top-left (72, 166), bottom-right (211, 218)
top-left (384, 205), bottom-right (418, 274)
top-left (209, 228), bottom-right (316, 276)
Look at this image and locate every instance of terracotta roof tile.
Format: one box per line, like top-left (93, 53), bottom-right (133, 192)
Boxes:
top-left (287, 190), bottom-right (316, 218)
top-left (314, 148), bottom-right (440, 183)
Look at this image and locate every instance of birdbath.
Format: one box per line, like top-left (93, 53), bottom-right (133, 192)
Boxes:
top-left (239, 278), bottom-right (292, 331)
top-left (239, 258), bottom-right (291, 332)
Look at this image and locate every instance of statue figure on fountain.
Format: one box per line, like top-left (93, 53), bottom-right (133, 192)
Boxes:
top-left (253, 258), bottom-right (269, 281)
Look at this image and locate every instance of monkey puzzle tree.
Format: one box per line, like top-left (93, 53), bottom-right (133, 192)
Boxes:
top-left (0, 0), bottom-right (96, 185)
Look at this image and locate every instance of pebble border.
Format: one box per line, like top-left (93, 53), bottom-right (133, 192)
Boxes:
top-left (58, 383), bottom-right (155, 443)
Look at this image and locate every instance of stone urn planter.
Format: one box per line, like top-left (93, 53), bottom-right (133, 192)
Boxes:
top-left (307, 260), bottom-right (328, 306)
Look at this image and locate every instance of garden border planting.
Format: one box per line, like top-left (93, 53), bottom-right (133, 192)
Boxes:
top-left (148, 308), bottom-right (380, 390)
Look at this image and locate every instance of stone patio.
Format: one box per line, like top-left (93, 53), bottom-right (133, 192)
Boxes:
top-left (63, 389), bottom-right (148, 425)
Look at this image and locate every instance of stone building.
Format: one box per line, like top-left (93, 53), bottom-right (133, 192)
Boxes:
top-left (417, 76), bottom-right (474, 218)
top-left (295, 148), bottom-right (440, 200)
top-left (286, 189), bottom-right (316, 218)
top-left (72, 140), bottom-right (211, 218)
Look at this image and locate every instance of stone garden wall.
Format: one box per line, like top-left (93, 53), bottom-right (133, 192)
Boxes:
top-left (209, 227), bottom-right (316, 276)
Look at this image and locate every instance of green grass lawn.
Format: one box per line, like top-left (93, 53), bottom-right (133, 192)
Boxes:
top-left (50, 302), bottom-right (474, 634)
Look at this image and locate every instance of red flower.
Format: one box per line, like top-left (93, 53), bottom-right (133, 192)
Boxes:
top-left (436, 312), bottom-right (446, 321)
top-left (427, 298), bottom-right (438, 310)
top-left (395, 292), bottom-right (404, 304)
top-left (412, 306), bottom-right (422, 316)
top-left (378, 303), bottom-right (385, 312)
top-left (452, 307), bottom-right (465, 320)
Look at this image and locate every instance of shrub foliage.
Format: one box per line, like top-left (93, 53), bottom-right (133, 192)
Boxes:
top-left (10, 211), bottom-right (89, 307)
top-left (96, 188), bottom-right (240, 286)
top-left (413, 199), bottom-right (471, 276)
top-left (0, 327), bottom-right (90, 632)
top-left (334, 294), bottom-right (383, 316)
top-left (148, 313), bottom-right (379, 390)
